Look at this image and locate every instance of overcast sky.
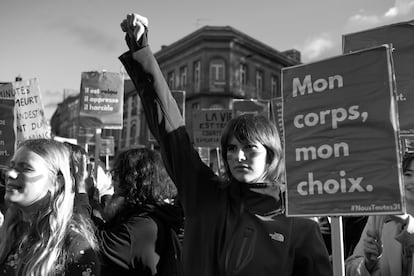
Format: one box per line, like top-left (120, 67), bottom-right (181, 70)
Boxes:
top-left (1, 0), bottom-right (414, 119)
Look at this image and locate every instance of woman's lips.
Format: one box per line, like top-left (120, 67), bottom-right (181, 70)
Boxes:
top-left (6, 183), bottom-right (22, 191)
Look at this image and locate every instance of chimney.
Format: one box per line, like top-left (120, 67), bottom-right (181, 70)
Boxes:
top-left (282, 49), bottom-right (301, 63)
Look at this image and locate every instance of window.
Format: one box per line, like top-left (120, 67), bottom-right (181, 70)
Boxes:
top-left (192, 102), bottom-right (200, 110)
top-left (193, 60), bottom-right (201, 93)
top-left (271, 75), bottom-right (279, 98)
top-left (130, 120), bottom-right (137, 145)
top-left (131, 95), bottom-right (138, 116)
top-left (130, 120), bottom-right (136, 138)
top-left (180, 66), bottom-right (188, 90)
top-left (121, 123), bottom-right (127, 148)
top-left (167, 71), bottom-right (175, 89)
top-left (123, 101), bottom-right (128, 119)
top-left (209, 59), bottom-right (225, 85)
top-left (239, 64), bottom-right (247, 91)
top-left (256, 70), bottom-right (264, 98)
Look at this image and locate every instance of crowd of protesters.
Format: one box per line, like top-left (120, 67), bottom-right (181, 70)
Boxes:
top-left (0, 11), bottom-right (413, 276)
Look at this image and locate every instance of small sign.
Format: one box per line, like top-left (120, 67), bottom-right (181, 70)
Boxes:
top-left (0, 83), bottom-right (15, 164)
top-left (192, 109), bottom-right (232, 148)
top-left (13, 78), bottom-right (50, 147)
top-left (99, 136), bottom-right (115, 156)
top-left (79, 71), bottom-right (124, 129)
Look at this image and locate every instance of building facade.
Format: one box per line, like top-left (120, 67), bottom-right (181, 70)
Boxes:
top-left (50, 25), bottom-right (301, 156)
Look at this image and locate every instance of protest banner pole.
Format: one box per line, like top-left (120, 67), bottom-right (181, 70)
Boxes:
top-left (105, 154), bottom-right (109, 171)
top-left (216, 147), bottom-right (221, 176)
top-left (331, 216), bottom-right (345, 276)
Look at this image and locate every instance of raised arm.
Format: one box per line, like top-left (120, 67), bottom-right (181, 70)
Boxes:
top-left (118, 13), bottom-right (219, 214)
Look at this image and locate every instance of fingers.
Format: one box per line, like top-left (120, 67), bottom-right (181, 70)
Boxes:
top-left (120, 13), bottom-right (148, 42)
top-left (120, 19), bottom-right (128, 32)
top-left (130, 13), bottom-right (148, 27)
top-left (120, 13), bottom-right (148, 31)
top-left (363, 231), bottom-right (383, 260)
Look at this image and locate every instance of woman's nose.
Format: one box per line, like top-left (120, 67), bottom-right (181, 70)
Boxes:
top-left (237, 149), bottom-right (246, 161)
top-left (6, 168), bottom-right (18, 179)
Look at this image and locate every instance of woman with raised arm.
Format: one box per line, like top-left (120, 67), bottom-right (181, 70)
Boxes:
top-left (118, 13), bottom-right (332, 276)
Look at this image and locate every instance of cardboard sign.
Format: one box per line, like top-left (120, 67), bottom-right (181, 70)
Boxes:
top-left (282, 45), bottom-right (403, 217)
top-left (99, 136), bottom-right (115, 156)
top-left (0, 83), bottom-right (15, 164)
top-left (77, 127), bottom-right (96, 145)
top-left (192, 109), bottom-right (232, 148)
top-left (13, 79), bottom-right (50, 147)
top-left (343, 20), bottom-right (414, 134)
top-left (79, 71), bottom-right (124, 129)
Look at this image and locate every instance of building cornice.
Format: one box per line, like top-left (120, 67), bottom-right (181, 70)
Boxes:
top-left (154, 26), bottom-right (299, 66)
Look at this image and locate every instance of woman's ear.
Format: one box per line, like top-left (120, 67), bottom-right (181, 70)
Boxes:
top-left (50, 172), bottom-right (65, 194)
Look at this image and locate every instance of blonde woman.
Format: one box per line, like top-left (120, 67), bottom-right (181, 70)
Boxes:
top-left (0, 139), bottom-right (100, 275)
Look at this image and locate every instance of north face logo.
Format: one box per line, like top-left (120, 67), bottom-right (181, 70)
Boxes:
top-left (269, 232), bottom-right (284, 242)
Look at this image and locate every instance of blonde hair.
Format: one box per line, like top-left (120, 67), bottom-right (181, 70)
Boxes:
top-left (0, 139), bottom-right (98, 275)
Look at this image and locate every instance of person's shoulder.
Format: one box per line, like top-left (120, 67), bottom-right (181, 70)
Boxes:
top-left (65, 229), bottom-right (101, 275)
top-left (126, 210), bottom-right (158, 234)
top-left (66, 228), bottom-right (96, 253)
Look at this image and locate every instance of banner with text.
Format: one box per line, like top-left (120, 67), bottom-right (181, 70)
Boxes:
top-left (13, 79), bottom-right (50, 147)
top-left (192, 109), bottom-right (232, 148)
top-left (79, 71), bottom-right (124, 129)
top-left (282, 45), bottom-right (403, 217)
top-left (0, 83), bottom-right (15, 164)
top-left (343, 20), bottom-right (414, 134)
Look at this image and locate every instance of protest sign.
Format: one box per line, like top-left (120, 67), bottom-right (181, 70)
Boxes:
top-left (0, 83), bottom-right (15, 164)
top-left (231, 99), bottom-right (270, 119)
top-left (343, 20), bottom-right (414, 134)
top-left (79, 71), bottom-right (124, 129)
top-left (13, 79), bottom-right (50, 147)
top-left (282, 45), bottom-right (403, 217)
top-left (99, 136), bottom-right (115, 156)
top-left (77, 127), bottom-right (96, 145)
top-left (192, 109), bottom-right (232, 148)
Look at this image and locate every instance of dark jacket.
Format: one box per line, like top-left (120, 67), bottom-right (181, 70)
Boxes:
top-left (120, 46), bottom-right (333, 276)
top-left (76, 193), bottom-right (183, 276)
top-left (97, 201), bottom-right (183, 276)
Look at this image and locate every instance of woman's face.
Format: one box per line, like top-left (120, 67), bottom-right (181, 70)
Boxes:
top-left (226, 136), bottom-right (268, 183)
top-left (404, 159), bottom-right (414, 203)
top-left (5, 147), bottom-right (53, 207)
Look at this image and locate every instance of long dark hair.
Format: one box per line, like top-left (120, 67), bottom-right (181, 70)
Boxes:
top-left (112, 148), bottom-right (164, 205)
